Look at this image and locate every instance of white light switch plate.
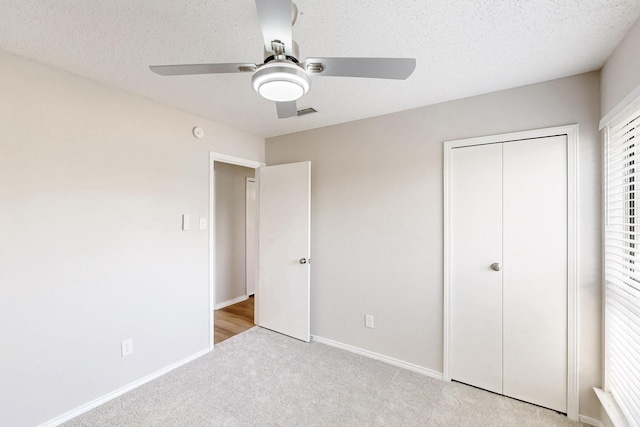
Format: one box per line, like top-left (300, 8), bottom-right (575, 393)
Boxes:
top-left (182, 214), bottom-right (190, 231)
top-left (365, 315), bottom-right (374, 329)
top-left (199, 218), bottom-right (207, 230)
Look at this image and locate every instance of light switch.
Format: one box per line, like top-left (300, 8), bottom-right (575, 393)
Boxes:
top-left (182, 214), bottom-right (190, 231)
top-left (199, 218), bottom-right (207, 230)
top-left (365, 314), bottom-right (374, 329)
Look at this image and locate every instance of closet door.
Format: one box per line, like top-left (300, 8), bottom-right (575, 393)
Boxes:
top-left (450, 135), bottom-right (568, 413)
top-left (450, 143), bottom-right (503, 394)
top-left (502, 136), bottom-right (567, 412)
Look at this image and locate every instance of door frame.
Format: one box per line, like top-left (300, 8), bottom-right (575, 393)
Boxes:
top-left (245, 177), bottom-right (257, 297)
top-left (209, 152), bottom-right (265, 351)
top-left (442, 124), bottom-right (579, 420)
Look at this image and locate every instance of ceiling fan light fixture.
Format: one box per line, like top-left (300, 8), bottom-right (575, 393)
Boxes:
top-left (252, 61), bottom-right (311, 102)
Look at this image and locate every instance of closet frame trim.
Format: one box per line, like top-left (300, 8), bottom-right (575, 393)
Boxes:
top-left (442, 124), bottom-right (579, 420)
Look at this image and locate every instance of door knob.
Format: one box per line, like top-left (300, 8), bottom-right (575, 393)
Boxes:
top-left (299, 258), bottom-right (308, 264)
top-left (490, 263), bottom-right (501, 271)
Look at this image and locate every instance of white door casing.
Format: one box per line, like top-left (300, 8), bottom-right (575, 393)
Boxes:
top-left (246, 178), bottom-right (257, 297)
top-left (443, 125), bottom-right (579, 420)
top-left (257, 161), bottom-right (311, 342)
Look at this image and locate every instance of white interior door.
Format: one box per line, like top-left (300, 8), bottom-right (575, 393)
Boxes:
top-left (502, 136), bottom-right (567, 412)
top-left (258, 161), bottom-right (311, 342)
top-left (245, 178), bottom-right (256, 296)
top-left (450, 136), bottom-right (568, 413)
top-left (450, 143), bottom-right (504, 394)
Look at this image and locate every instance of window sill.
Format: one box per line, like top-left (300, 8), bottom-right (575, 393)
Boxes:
top-left (594, 388), bottom-right (630, 427)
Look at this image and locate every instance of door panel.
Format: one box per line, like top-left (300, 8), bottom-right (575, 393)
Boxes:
top-left (502, 136), bottom-right (567, 412)
top-left (450, 143), bottom-right (503, 394)
top-left (258, 161), bottom-right (311, 342)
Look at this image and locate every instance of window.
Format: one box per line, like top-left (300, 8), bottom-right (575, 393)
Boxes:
top-left (604, 102), bottom-right (640, 427)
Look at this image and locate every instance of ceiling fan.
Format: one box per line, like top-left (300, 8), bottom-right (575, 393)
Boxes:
top-left (150, 0), bottom-right (416, 119)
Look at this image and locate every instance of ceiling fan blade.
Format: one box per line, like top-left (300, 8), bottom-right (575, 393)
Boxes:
top-left (276, 101), bottom-right (297, 119)
top-left (255, 0), bottom-right (293, 54)
top-left (304, 58), bottom-right (416, 80)
top-left (149, 63), bottom-right (257, 76)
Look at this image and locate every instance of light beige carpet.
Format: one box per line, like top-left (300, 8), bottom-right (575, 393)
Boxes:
top-left (64, 327), bottom-right (586, 426)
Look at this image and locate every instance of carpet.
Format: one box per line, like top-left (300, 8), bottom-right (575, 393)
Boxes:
top-left (63, 327), bottom-right (586, 426)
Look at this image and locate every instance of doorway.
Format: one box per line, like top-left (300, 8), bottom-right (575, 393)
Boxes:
top-left (208, 153), bottom-right (264, 349)
top-left (212, 161), bottom-right (257, 344)
top-left (208, 153), bottom-right (312, 348)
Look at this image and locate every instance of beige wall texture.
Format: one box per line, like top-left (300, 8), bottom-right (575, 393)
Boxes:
top-left (601, 17), bottom-right (640, 119)
top-left (266, 72), bottom-right (603, 419)
top-left (0, 50), bottom-right (264, 427)
top-left (214, 162), bottom-right (255, 305)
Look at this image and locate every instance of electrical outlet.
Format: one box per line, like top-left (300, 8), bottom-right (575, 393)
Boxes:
top-left (121, 339), bottom-right (133, 357)
top-left (365, 314), bottom-right (374, 329)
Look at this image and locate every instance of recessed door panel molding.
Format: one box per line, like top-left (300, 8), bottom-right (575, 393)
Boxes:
top-left (502, 136), bottom-right (568, 412)
top-left (443, 125), bottom-right (579, 420)
top-left (450, 143), bottom-right (504, 394)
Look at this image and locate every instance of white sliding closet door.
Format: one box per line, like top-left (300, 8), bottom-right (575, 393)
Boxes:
top-left (450, 143), bottom-right (503, 394)
top-left (450, 135), bottom-right (568, 413)
top-left (502, 136), bottom-right (567, 412)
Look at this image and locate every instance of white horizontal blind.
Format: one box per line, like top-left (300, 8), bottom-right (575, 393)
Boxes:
top-left (605, 102), bottom-right (640, 427)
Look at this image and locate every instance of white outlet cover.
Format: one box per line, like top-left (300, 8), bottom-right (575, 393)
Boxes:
top-left (121, 339), bottom-right (133, 357)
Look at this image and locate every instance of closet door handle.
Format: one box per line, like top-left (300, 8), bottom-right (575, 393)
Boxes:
top-left (490, 263), bottom-right (501, 271)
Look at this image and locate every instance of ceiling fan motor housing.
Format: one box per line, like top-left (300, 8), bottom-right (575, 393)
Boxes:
top-left (264, 40), bottom-right (300, 64)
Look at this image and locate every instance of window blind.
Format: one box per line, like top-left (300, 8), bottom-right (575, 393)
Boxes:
top-left (605, 102), bottom-right (640, 427)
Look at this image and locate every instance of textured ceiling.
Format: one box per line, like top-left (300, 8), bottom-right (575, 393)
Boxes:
top-left (1, 1), bottom-right (639, 138)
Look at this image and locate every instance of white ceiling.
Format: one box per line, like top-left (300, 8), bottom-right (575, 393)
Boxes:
top-left (1, 1), bottom-right (639, 138)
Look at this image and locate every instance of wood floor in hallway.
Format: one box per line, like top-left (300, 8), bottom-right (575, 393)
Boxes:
top-left (214, 296), bottom-right (255, 344)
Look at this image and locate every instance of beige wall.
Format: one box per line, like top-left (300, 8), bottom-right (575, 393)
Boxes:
top-left (214, 162), bottom-right (255, 304)
top-left (601, 17), bottom-right (640, 119)
top-left (0, 50), bottom-right (264, 426)
top-left (266, 72), bottom-right (602, 419)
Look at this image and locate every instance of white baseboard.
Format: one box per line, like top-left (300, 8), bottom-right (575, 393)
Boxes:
top-left (579, 414), bottom-right (603, 426)
top-left (311, 335), bottom-right (443, 380)
top-left (215, 295), bottom-right (248, 310)
top-left (38, 347), bottom-right (210, 427)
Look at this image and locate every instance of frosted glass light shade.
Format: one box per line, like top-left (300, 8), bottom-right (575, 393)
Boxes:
top-left (252, 62), bottom-right (310, 102)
